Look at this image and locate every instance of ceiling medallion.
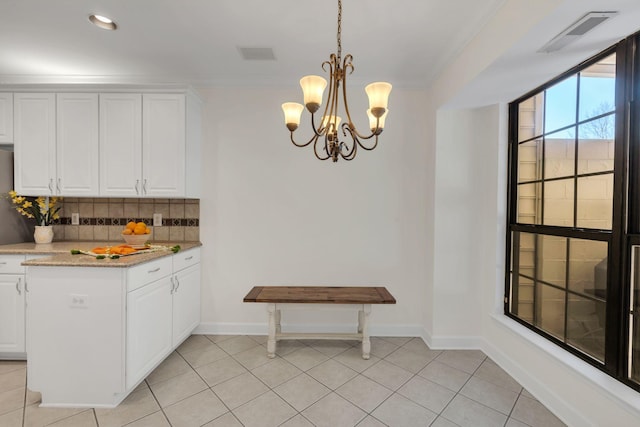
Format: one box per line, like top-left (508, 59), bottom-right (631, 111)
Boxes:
top-left (281, 0), bottom-right (392, 162)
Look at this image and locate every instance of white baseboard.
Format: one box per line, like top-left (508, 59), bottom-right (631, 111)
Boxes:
top-left (421, 329), bottom-right (483, 350)
top-left (194, 322), bottom-right (424, 338)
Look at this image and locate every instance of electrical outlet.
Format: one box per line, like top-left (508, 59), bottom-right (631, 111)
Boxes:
top-left (153, 213), bottom-right (163, 227)
top-left (71, 213), bottom-right (79, 225)
top-left (69, 293), bottom-right (88, 308)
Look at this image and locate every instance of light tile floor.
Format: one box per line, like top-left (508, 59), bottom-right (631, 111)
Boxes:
top-left (0, 335), bottom-right (566, 427)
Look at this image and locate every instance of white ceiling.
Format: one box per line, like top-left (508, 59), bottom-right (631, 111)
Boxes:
top-left (1, 0), bottom-right (640, 107)
top-left (0, 0), bottom-right (504, 87)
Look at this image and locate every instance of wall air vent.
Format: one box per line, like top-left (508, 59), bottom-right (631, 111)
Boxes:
top-left (538, 11), bottom-right (618, 53)
top-left (238, 47), bottom-right (276, 61)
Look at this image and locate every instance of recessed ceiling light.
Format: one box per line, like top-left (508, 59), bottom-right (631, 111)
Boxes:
top-left (89, 14), bottom-right (117, 30)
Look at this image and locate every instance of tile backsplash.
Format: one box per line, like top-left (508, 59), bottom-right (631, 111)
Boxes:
top-left (53, 198), bottom-right (199, 242)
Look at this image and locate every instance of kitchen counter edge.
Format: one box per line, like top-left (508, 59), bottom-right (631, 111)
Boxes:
top-left (0, 241), bottom-right (202, 268)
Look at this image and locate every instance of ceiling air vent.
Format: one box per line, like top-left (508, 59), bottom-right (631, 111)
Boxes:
top-left (238, 47), bottom-right (276, 61)
top-left (538, 11), bottom-right (618, 53)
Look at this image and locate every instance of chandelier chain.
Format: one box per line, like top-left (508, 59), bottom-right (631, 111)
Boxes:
top-left (337, 0), bottom-right (342, 62)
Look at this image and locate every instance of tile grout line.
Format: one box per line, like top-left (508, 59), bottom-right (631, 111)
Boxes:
top-left (141, 378), bottom-right (173, 427)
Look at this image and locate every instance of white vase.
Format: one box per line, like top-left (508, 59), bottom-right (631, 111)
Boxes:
top-left (34, 225), bottom-right (54, 244)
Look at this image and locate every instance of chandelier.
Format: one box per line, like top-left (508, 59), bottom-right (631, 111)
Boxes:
top-left (281, 0), bottom-right (392, 162)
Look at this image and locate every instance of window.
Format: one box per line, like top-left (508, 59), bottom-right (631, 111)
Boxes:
top-left (506, 32), bottom-right (640, 391)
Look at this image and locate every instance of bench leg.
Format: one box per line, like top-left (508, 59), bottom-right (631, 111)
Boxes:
top-left (361, 305), bottom-right (371, 359)
top-left (275, 308), bottom-right (282, 334)
top-left (267, 303), bottom-right (277, 358)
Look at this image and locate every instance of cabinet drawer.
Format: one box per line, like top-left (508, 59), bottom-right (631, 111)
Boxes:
top-left (127, 257), bottom-right (172, 292)
top-left (173, 248), bottom-right (200, 272)
top-left (0, 255), bottom-right (26, 274)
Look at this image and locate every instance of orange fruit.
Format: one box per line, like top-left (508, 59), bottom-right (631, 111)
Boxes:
top-left (122, 229), bottom-right (133, 235)
top-left (126, 221), bottom-right (136, 231)
top-left (144, 228), bottom-right (151, 234)
top-left (133, 226), bottom-right (146, 235)
top-left (136, 222), bottom-right (146, 228)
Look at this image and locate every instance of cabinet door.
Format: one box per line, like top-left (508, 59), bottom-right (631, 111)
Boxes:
top-left (0, 93), bottom-right (13, 143)
top-left (0, 274), bottom-right (25, 353)
top-left (100, 94), bottom-right (142, 197)
top-left (142, 94), bottom-right (185, 197)
top-left (126, 275), bottom-right (172, 389)
top-left (57, 94), bottom-right (99, 196)
top-left (14, 93), bottom-right (56, 196)
top-left (172, 264), bottom-right (201, 346)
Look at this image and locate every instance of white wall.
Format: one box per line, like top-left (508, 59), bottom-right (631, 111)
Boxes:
top-left (197, 85), bottom-right (429, 336)
top-left (429, 96), bottom-right (640, 425)
top-left (425, 0), bottom-right (640, 424)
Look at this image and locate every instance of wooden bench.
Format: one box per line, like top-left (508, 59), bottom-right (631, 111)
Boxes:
top-left (243, 286), bottom-right (396, 359)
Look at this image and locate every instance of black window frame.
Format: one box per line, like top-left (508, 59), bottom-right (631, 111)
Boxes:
top-left (505, 32), bottom-right (640, 392)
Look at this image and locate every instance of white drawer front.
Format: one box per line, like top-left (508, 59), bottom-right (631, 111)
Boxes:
top-left (173, 248), bottom-right (200, 272)
top-left (127, 257), bottom-right (172, 292)
top-left (0, 255), bottom-right (26, 274)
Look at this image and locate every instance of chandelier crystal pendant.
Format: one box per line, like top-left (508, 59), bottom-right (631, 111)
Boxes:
top-left (281, 0), bottom-right (392, 162)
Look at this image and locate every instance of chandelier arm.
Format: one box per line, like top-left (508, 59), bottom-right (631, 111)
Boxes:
top-left (338, 124), bottom-right (358, 159)
top-left (355, 134), bottom-right (379, 151)
top-left (310, 113), bottom-right (326, 138)
top-left (290, 131), bottom-right (317, 148)
top-left (351, 127), bottom-right (380, 140)
top-left (340, 55), bottom-right (357, 130)
top-left (341, 138), bottom-right (358, 161)
top-left (313, 135), bottom-right (331, 161)
top-left (319, 55), bottom-right (338, 135)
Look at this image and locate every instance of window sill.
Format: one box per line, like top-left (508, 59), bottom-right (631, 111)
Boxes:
top-left (490, 313), bottom-right (640, 415)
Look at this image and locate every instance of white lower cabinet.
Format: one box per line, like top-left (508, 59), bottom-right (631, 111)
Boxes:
top-left (172, 250), bottom-right (201, 346)
top-left (126, 275), bottom-right (173, 390)
top-left (0, 254), bottom-right (46, 358)
top-left (0, 273), bottom-right (25, 355)
top-left (26, 247), bottom-right (201, 407)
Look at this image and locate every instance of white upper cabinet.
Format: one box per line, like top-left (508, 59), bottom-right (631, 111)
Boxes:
top-left (13, 89), bottom-right (201, 198)
top-left (57, 93), bottom-right (99, 196)
top-left (0, 93), bottom-right (13, 143)
top-left (13, 93), bottom-right (56, 196)
top-left (99, 94), bottom-right (143, 197)
top-left (142, 94), bottom-right (186, 197)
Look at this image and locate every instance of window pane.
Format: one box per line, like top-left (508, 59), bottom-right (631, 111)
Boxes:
top-left (579, 53), bottom-right (616, 122)
top-left (578, 113), bottom-right (615, 143)
top-left (510, 232), bottom-right (535, 323)
top-left (634, 246), bottom-right (640, 313)
top-left (517, 182), bottom-right (541, 224)
top-left (518, 139), bottom-right (541, 183)
top-left (537, 235), bottom-right (566, 288)
top-left (568, 239), bottom-right (608, 297)
top-left (545, 130), bottom-right (575, 180)
top-left (545, 76), bottom-right (578, 134)
top-left (629, 246), bottom-right (640, 383)
top-left (576, 174), bottom-right (613, 230)
top-left (577, 116), bottom-right (615, 175)
top-left (543, 179), bottom-right (574, 227)
top-left (518, 93), bottom-right (544, 142)
top-left (567, 295), bottom-right (605, 362)
top-left (518, 232), bottom-right (535, 277)
top-left (630, 313), bottom-right (640, 383)
top-left (536, 284), bottom-right (566, 340)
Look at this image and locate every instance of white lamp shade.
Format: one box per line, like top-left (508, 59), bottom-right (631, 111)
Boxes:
top-left (367, 108), bottom-right (388, 130)
top-left (365, 82), bottom-right (392, 110)
top-left (321, 115), bottom-right (342, 130)
top-left (300, 75), bottom-right (327, 106)
top-left (282, 102), bottom-right (304, 126)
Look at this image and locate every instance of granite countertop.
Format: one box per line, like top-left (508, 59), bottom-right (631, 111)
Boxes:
top-left (0, 241), bottom-right (202, 268)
